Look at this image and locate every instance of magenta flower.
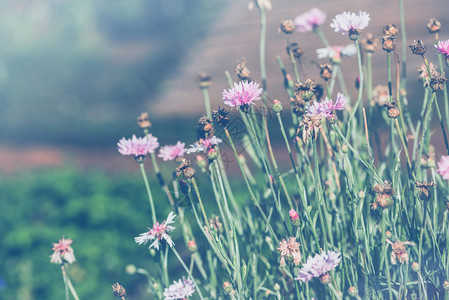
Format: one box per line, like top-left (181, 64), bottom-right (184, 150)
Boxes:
top-left (330, 11), bottom-right (370, 34)
top-left (164, 277), bottom-right (196, 300)
top-left (135, 211), bottom-right (176, 250)
top-left (437, 155), bottom-right (449, 180)
top-left (316, 44), bottom-right (356, 60)
top-left (158, 141), bottom-right (186, 161)
top-left (295, 250), bottom-right (341, 283)
top-left (117, 134), bottom-right (159, 157)
top-left (307, 93), bottom-right (347, 118)
top-left (222, 81), bottom-right (263, 108)
top-left (294, 8), bottom-right (326, 33)
top-left (50, 237), bottom-right (76, 264)
top-left (186, 136), bottom-right (222, 154)
top-left (435, 39), bottom-right (449, 58)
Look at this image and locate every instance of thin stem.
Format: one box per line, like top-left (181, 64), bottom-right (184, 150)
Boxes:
top-left (171, 247), bottom-right (205, 300)
top-left (61, 264), bottom-right (80, 300)
top-left (201, 88), bottom-right (212, 119)
top-left (190, 177), bottom-right (208, 224)
top-left (139, 162), bottom-right (157, 223)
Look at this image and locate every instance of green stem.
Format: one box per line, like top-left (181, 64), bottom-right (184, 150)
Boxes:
top-left (61, 265), bottom-right (80, 300)
top-left (171, 247), bottom-right (205, 300)
top-left (139, 162), bottom-right (157, 224)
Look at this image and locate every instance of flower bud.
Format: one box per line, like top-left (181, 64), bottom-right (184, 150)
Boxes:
top-left (137, 112), bottom-right (151, 129)
top-left (427, 18), bottom-right (441, 33)
top-left (187, 240), bottom-right (198, 253)
top-left (319, 273), bottom-right (332, 285)
top-left (125, 264), bottom-right (136, 275)
top-left (329, 193), bottom-right (337, 202)
top-left (289, 209), bottom-right (301, 227)
top-left (341, 145), bottom-right (349, 153)
top-left (358, 191), bottom-right (366, 200)
top-left (272, 99), bottom-right (283, 113)
top-left (320, 64), bottom-right (333, 81)
top-left (385, 230), bottom-right (392, 239)
top-left (207, 148), bottom-right (218, 161)
top-left (348, 286), bottom-right (358, 297)
top-left (280, 19), bottom-right (295, 34)
top-left (274, 283), bottom-right (281, 292)
top-left (411, 262), bottom-right (420, 272)
top-left (196, 72), bottom-right (213, 89)
top-left (444, 281), bottom-right (449, 291)
top-left (349, 28), bottom-right (360, 41)
top-left (223, 282), bottom-right (233, 294)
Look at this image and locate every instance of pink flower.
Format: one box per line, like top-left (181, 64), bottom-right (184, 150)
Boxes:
top-left (289, 209), bottom-right (299, 221)
top-left (316, 44), bottom-right (356, 60)
top-left (158, 141), bottom-right (186, 161)
top-left (294, 8), bottom-right (326, 33)
top-left (186, 136), bottom-right (222, 154)
top-left (278, 237), bottom-right (302, 266)
top-left (50, 237), bottom-right (76, 264)
top-left (435, 39), bottom-right (449, 58)
top-left (307, 93), bottom-right (347, 118)
top-left (163, 277), bottom-right (196, 300)
top-left (295, 251), bottom-right (341, 283)
top-left (437, 155), bottom-right (449, 180)
top-left (222, 81), bottom-right (263, 108)
top-left (330, 11), bottom-right (370, 34)
top-left (117, 134), bottom-right (159, 157)
top-left (135, 211), bottom-right (176, 250)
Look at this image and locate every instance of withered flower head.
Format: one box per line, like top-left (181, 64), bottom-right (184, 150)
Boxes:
top-left (383, 24), bottom-right (399, 37)
top-left (212, 107), bottom-right (230, 127)
top-left (386, 238), bottom-right (415, 265)
top-left (137, 112), bottom-right (151, 129)
top-left (430, 73), bottom-right (448, 92)
top-left (295, 79), bottom-right (317, 101)
top-left (235, 58), bottom-right (251, 81)
top-left (381, 34), bottom-right (397, 52)
top-left (290, 96), bottom-right (307, 116)
top-left (297, 114), bottom-right (322, 143)
top-left (371, 85), bottom-right (389, 107)
top-left (372, 180), bottom-right (394, 209)
top-left (287, 42), bottom-right (304, 60)
top-left (176, 158), bottom-right (195, 179)
top-left (280, 18), bottom-right (295, 34)
top-left (197, 115), bottom-right (214, 139)
top-left (320, 64), bottom-right (333, 81)
top-left (415, 181), bottom-right (436, 201)
top-left (277, 237), bottom-right (302, 266)
top-left (427, 18), bottom-right (441, 33)
top-left (418, 62), bottom-right (437, 87)
top-left (361, 33), bottom-right (377, 53)
top-left (112, 282), bottom-right (126, 298)
top-left (385, 101), bottom-right (400, 119)
top-left (409, 40), bottom-right (427, 56)
top-left (196, 71), bottom-right (213, 89)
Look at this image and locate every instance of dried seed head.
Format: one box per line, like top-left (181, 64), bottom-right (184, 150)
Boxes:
top-left (385, 102), bottom-right (400, 119)
top-left (176, 158), bottom-right (195, 179)
top-left (430, 73), bottom-right (448, 92)
top-left (427, 18), bottom-right (441, 33)
top-left (197, 115), bottom-right (214, 139)
top-left (415, 181), bottom-right (436, 201)
top-left (381, 35), bottom-right (397, 52)
top-left (372, 181), bottom-right (394, 209)
top-left (383, 24), bottom-right (399, 37)
top-left (295, 79), bottom-right (317, 101)
top-left (386, 238), bottom-right (415, 264)
top-left (212, 107), bottom-right (230, 127)
top-left (287, 42), bottom-right (304, 60)
top-left (348, 28), bottom-right (360, 41)
top-left (112, 282), bottom-right (126, 298)
top-left (409, 40), bottom-right (427, 56)
top-left (320, 64), bottom-right (333, 81)
top-left (290, 96), bottom-right (307, 116)
top-left (297, 114), bottom-right (322, 143)
top-left (361, 33), bottom-right (377, 53)
top-left (280, 18), bottom-right (295, 34)
top-left (137, 112), bottom-right (151, 129)
top-left (235, 58), bottom-right (251, 81)
top-left (196, 71), bottom-right (213, 89)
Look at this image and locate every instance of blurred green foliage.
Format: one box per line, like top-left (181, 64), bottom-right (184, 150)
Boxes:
top-left (0, 167), bottom-right (180, 299)
top-left (0, 0), bottom-right (222, 145)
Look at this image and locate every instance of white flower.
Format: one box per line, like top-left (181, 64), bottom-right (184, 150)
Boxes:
top-left (164, 277), bottom-right (196, 300)
top-left (330, 11), bottom-right (370, 34)
top-left (186, 136), bottom-right (222, 154)
top-left (135, 211), bottom-right (176, 250)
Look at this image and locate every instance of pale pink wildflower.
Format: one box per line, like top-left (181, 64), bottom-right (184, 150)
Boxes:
top-left (316, 44), bottom-right (356, 60)
top-left (222, 81), bottom-right (263, 108)
top-left (186, 136), bottom-right (222, 154)
top-left (50, 237), bottom-right (76, 264)
top-left (135, 211), bottom-right (176, 250)
top-left (158, 141), bottom-right (186, 161)
top-left (277, 237), bottom-right (302, 266)
top-left (294, 8), bottom-right (326, 33)
top-left (289, 209), bottom-right (299, 221)
top-left (437, 155), bottom-right (449, 180)
top-left (163, 277), bottom-right (196, 300)
top-left (295, 251), bottom-right (341, 283)
top-left (307, 93), bottom-right (347, 118)
top-left (330, 11), bottom-right (370, 34)
top-left (435, 39), bottom-right (449, 58)
top-left (117, 134), bottom-right (159, 157)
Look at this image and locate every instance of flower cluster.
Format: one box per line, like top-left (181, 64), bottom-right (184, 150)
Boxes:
top-left (186, 136), bottom-right (222, 154)
top-left (163, 277), bottom-right (196, 300)
top-left (222, 81), bottom-right (263, 108)
top-left (50, 237), bottom-right (76, 265)
top-left (294, 8), bottom-right (326, 33)
top-left (330, 11), bottom-right (370, 36)
top-left (158, 142), bottom-right (186, 161)
top-left (296, 251), bottom-right (341, 283)
top-left (117, 134), bottom-right (159, 158)
top-left (277, 237), bottom-right (301, 266)
top-left (135, 212), bottom-right (176, 250)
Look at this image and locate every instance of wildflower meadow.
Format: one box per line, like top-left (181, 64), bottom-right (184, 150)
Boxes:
top-left (5, 0), bottom-right (449, 299)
